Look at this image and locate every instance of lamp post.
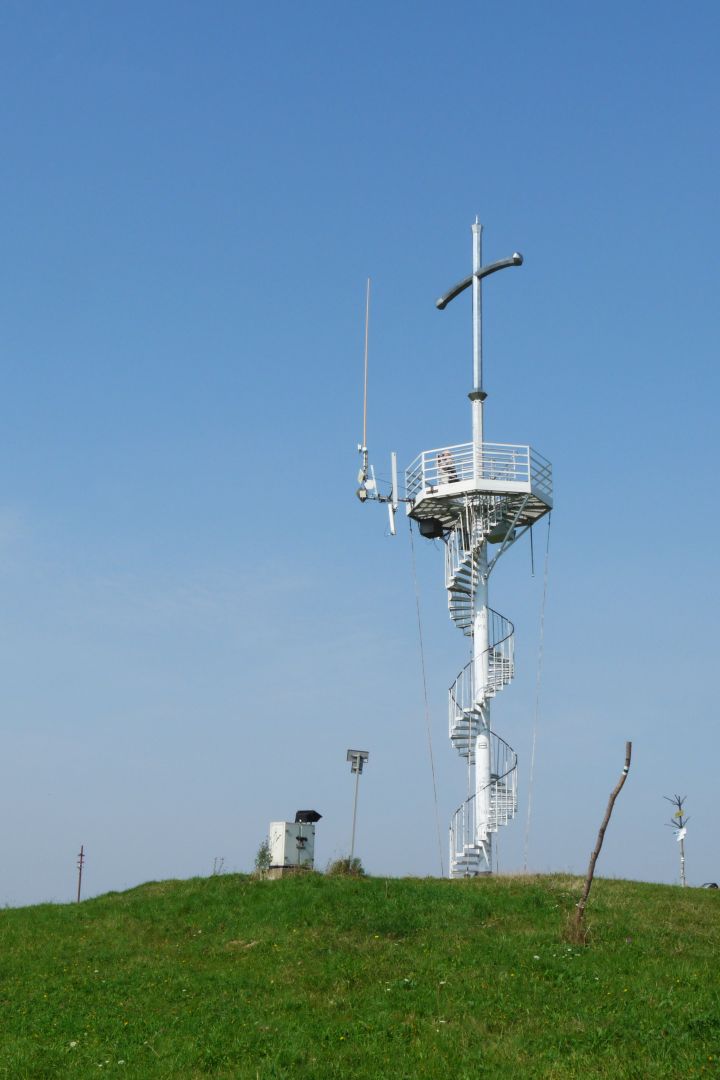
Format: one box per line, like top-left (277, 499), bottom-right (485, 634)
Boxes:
top-left (347, 750), bottom-right (369, 863)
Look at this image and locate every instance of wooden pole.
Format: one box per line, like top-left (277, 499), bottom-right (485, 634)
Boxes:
top-left (76, 845), bottom-right (85, 903)
top-left (573, 742), bottom-right (632, 936)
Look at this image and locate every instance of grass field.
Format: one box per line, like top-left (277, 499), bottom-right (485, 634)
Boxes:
top-left (0, 872), bottom-right (718, 1078)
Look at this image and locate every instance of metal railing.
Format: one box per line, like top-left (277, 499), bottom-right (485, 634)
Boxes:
top-left (530, 449), bottom-right (553, 503)
top-left (405, 441), bottom-right (552, 503)
top-left (448, 609), bottom-right (515, 745)
top-left (444, 514), bottom-right (487, 589)
top-left (449, 731), bottom-right (518, 869)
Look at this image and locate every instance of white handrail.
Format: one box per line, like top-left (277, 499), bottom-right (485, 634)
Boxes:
top-left (449, 732), bottom-right (518, 863)
top-left (405, 440), bottom-right (552, 502)
top-left (448, 610), bottom-right (515, 740)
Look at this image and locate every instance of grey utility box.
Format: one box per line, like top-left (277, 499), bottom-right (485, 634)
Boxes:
top-left (268, 821), bottom-right (316, 870)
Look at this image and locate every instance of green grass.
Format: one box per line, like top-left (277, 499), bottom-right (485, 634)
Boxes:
top-left (0, 873), bottom-right (718, 1078)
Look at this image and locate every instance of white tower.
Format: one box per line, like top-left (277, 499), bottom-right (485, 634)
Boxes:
top-left (404, 222), bottom-right (553, 877)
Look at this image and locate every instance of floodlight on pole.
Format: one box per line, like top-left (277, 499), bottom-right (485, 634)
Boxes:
top-left (347, 750), bottom-right (369, 862)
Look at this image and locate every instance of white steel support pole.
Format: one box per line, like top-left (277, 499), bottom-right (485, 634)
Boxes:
top-left (471, 220), bottom-right (492, 874)
top-left (349, 767), bottom-right (361, 863)
top-left (471, 221), bottom-right (484, 458)
top-left (473, 546), bottom-right (492, 872)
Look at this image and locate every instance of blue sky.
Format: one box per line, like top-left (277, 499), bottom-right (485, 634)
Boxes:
top-left (1, 2), bottom-right (718, 904)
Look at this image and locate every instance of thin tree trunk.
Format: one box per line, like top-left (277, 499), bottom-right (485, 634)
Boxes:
top-left (573, 741), bottom-right (632, 935)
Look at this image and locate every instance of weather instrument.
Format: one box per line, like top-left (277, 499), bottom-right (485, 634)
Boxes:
top-left (356, 222), bottom-right (553, 876)
top-left (355, 279), bottom-right (400, 535)
top-left (665, 794), bottom-right (689, 887)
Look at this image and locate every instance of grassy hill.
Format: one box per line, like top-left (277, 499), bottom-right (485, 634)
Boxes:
top-left (0, 872), bottom-right (717, 1078)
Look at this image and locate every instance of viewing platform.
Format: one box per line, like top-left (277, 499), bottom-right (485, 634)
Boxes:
top-left (405, 441), bottom-right (553, 529)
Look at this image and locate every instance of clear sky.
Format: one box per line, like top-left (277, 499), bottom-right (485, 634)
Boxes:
top-left (1, 2), bottom-right (718, 905)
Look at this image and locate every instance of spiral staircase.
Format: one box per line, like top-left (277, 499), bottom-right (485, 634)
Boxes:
top-left (404, 440), bottom-right (553, 877)
top-left (444, 506), bottom-right (518, 877)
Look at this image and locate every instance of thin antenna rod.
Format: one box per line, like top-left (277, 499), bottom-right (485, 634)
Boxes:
top-left (362, 278), bottom-right (371, 449)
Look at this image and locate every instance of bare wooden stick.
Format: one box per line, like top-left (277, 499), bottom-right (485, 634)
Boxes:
top-left (76, 844), bottom-right (85, 904)
top-left (573, 741), bottom-right (632, 934)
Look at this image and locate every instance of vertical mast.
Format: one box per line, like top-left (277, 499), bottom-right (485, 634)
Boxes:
top-left (472, 220), bottom-right (484, 451)
top-left (400, 221), bottom-right (547, 878)
top-left (472, 220), bottom-right (492, 873)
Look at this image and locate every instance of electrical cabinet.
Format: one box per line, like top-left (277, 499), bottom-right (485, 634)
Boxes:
top-left (268, 821), bottom-right (316, 869)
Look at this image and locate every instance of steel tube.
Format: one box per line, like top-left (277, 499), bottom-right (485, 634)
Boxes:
top-left (473, 543), bottom-right (492, 873)
top-left (349, 768), bottom-right (361, 862)
top-left (470, 223), bottom-right (491, 872)
top-left (472, 221), bottom-right (484, 455)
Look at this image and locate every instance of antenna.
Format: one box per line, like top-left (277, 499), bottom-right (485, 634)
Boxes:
top-left (357, 278), bottom-right (371, 486)
top-left (363, 278), bottom-right (370, 453)
top-left (664, 794), bottom-right (689, 887)
top-left (354, 281), bottom-right (401, 530)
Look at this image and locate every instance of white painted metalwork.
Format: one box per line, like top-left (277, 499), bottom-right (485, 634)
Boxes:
top-left (404, 221), bottom-right (553, 878)
top-left (347, 750), bottom-right (369, 862)
top-left (449, 730), bottom-right (518, 876)
top-left (406, 441), bottom-right (552, 505)
top-left (355, 219), bottom-right (553, 878)
top-left (268, 821), bottom-right (317, 869)
top-left (448, 609), bottom-right (515, 752)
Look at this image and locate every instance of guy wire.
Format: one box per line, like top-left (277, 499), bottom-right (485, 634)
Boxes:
top-left (409, 520), bottom-right (445, 877)
top-left (523, 511), bottom-right (552, 872)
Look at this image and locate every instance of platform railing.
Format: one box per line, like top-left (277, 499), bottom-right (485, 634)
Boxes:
top-left (405, 441), bottom-right (551, 502)
top-left (529, 448), bottom-right (553, 503)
